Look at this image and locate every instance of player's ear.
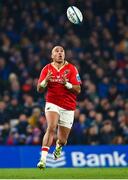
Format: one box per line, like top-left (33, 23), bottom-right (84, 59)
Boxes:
top-left (51, 53), bottom-right (54, 60)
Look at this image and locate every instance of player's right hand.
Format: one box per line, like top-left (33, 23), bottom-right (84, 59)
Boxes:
top-left (45, 70), bottom-right (54, 82)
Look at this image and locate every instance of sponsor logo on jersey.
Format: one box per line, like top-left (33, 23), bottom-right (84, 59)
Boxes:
top-left (64, 69), bottom-right (70, 75)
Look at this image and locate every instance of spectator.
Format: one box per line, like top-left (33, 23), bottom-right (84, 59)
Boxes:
top-left (28, 107), bottom-right (41, 127)
top-left (100, 120), bottom-right (115, 144)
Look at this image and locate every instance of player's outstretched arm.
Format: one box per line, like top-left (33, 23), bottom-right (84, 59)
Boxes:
top-left (65, 83), bottom-right (81, 94)
top-left (62, 75), bottom-right (81, 94)
top-left (37, 70), bottom-right (53, 93)
top-left (37, 80), bottom-right (47, 93)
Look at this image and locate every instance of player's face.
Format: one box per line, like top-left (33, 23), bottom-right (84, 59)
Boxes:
top-left (51, 46), bottom-right (65, 63)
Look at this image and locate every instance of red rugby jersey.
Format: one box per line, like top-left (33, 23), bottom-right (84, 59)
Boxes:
top-left (38, 62), bottom-right (81, 110)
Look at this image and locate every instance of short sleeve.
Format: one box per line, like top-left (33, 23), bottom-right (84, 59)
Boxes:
top-left (38, 65), bottom-right (48, 84)
top-left (70, 66), bottom-right (81, 85)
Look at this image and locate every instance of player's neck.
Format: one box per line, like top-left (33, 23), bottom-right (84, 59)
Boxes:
top-left (53, 61), bottom-right (65, 70)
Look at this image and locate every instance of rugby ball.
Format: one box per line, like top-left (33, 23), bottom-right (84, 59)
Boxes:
top-left (67, 6), bottom-right (83, 24)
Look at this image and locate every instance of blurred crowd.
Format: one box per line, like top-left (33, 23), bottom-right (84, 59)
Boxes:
top-left (0, 0), bottom-right (128, 145)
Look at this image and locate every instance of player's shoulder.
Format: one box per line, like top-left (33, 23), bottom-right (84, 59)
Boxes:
top-left (66, 61), bottom-right (78, 71)
top-left (66, 61), bottom-right (76, 68)
top-left (41, 63), bottom-right (51, 71)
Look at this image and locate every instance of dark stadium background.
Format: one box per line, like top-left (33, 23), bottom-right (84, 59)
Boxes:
top-left (0, 0), bottom-right (128, 172)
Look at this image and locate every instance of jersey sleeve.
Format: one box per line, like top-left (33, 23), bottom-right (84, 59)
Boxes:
top-left (38, 65), bottom-right (48, 84)
top-left (70, 66), bottom-right (81, 85)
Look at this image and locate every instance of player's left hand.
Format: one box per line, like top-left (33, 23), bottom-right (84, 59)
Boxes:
top-left (62, 74), bottom-right (68, 85)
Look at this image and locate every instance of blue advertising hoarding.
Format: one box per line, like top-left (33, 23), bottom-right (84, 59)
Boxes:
top-left (0, 145), bottom-right (128, 168)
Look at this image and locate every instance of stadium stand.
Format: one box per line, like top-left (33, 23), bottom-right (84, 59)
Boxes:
top-left (0, 0), bottom-right (128, 145)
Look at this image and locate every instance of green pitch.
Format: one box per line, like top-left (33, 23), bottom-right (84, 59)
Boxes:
top-left (0, 168), bottom-right (128, 179)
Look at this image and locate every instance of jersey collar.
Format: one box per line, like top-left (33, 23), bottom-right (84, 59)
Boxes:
top-left (51, 61), bottom-right (68, 71)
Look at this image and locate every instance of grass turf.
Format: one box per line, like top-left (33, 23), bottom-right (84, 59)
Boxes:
top-left (0, 168), bottom-right (128, 179)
